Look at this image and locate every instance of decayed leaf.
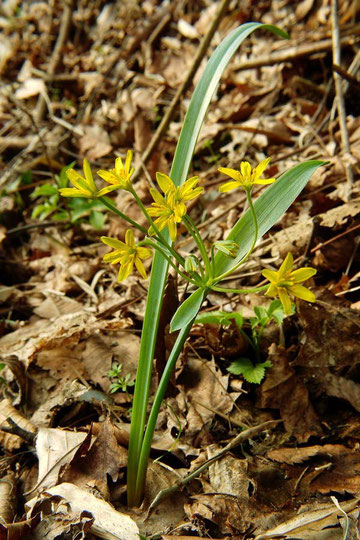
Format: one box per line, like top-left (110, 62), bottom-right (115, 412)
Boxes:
top-left (60, 417), bottom-right (127, 500)
top-left (267, 444), bottom-right (352, 464)
top-left (35, 428), bottom-right (88, 491)
top-left (311, 454), bottom-right (360, 495)
top-left (296, 295), bottom-right (360, 370)
top-left (258, 344), bottom-right (322, 442)
top-left (0, 471), bottom-right (16, 524)
top-left (208, 450), bottom-right (256, 497)
top-left (26, 482), bottom-right (139, 539)
top-left (254, 498), bottom-right (360, 539)
top-left (320, 373), bottom-right (360, 412)
top-left (0, 398), bottom-right (37, 451)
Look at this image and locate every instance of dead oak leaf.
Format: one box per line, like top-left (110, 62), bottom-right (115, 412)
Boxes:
top-left (60, 418), bottom-right (127, 500)
top-left (258, 344), bottom-right (322, 443)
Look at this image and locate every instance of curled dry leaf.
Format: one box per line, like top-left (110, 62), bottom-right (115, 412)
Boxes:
top-left (0, 398), bottom-right (37, 451)
top-left (267, 444), bottom-right (353, 465)
top-left (0, 471), bottom-right (16, 524)
top-left (26, 483), bottom-right (139, 539)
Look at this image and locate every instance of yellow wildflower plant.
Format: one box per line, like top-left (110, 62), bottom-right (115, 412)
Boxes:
top-left (59, 159), bottom-right (116, 198)
top-left (147, 173), bottom-right (204, 241)
top-left (262, 252), bottom-right (316, 315)
top-left (218, 157), bottom-right (276, 193)
top-left (97, 150), bottom-right (134, 191)
top-left (101, 229), bottom-right (152, 282)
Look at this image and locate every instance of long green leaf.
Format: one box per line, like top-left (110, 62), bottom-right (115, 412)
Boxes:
top-left (127, 22), bottom-right (288, 506)
top-left (170, 287), bottom-right (205, 332)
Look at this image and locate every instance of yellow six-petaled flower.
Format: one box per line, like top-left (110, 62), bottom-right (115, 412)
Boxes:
top-left (147, 172), bottom-right (204, 241)
top-left (101, 230), bottom-right (152, 282)
top-left (262, 252), bottom-right (316, 315)
top-left (59, 159), bottom-right (119, 198)
top-left (218, 157), bottom-right (276, 193)
top-left (97, 150), bottom-right (134, 191)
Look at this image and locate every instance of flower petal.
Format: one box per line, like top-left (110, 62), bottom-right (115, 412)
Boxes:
top-left (168, 220), bottom-right (177, 241)
top-left (150, 188), bottom-right (166, 205)
top-left (290, 284), bottom-right (316, 302)
top-left (262, 269), bottom-right (279, 283)
top-left (218, 167), bottom-right (242, 182)
top-left (125, 229), bottom-right (135, 248)
top-left (291, 268), bottom-right (317, 283)
top-left (118, 261), bottom-right (133, 282)
top-left (115, 156), bottom-right (124, 177)
top-left (101, 236), bottom-right (126, 249)
top-left (240, 161), bottom-right (251, 180)
top-left (278, 288), bottom-right (292, 315)
top-left (66, 169), bottom-right (91, 191)
top-left (156, 172), bottom-right (174, 194)
top-left (124, 150), bottom-right (133, 174)
top-left (83, 159), bottom-right (97, 190)
top-left (59, 188), bottom-right (92, 198)
top-left (253, 157), bottom-right (271, 179)
top-left (103, 251), bottom-right (124, 264)
top-left (219, 181), bottom-right (241, 193)
top-left (278, 252), bottom-right (293, 277)
top-left (137, 247), bottom-right (152, 259)
top-left (135, 257), bottom-right (147, 279)
top-left (97, 169), bottom-right (119, 185)
top-left (253, 178), bottom-right (276, 185)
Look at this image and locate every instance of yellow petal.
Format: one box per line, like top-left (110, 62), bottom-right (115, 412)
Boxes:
top-left (168, 220), bottom-right (177, 241)
top-left (137, 247), bottom-right (152, 259)
top-left (240, 161), bottom-right (251, 180)
top-left (97, 169), bottom-right (119, 185)
top-left (291, 268), bottom-right (317, 283)
top-left (118, 261), bottom-right (133, 282)
top-left (218, 167), bottom-right (241, 182)
top-left (253, 178), bottom-right (276, 185)
top-left (290, 284), bottom-right (316, 302)
top-left (156, 172), bottom-right (174, 194)
top-left (125, 229), bottom-right (135, 248)
top-left (253, 157), bottom-right (271, 179)
top-left (278, 288), bottom-right (292, 315)
top-left (219, 181), bottom-right (240, 193)
top-left (59, 188), bottom-right (91, 198)
top-left (83, 159), bottom-right (97, 190)
top-left (66, 170), bottom-right (90, 191)
top-left (101, 236), bottom-right (126, 249)
top-left (124, 150), bottom-right (133, 174)
top-left (115, 156), bottom-right (124, 177)
top-left (262, 269), bottom-right (279, 284)
top-left (278, 253), bottom-right (293, 277)
top-left (135, 257), bottom-right (147, 279)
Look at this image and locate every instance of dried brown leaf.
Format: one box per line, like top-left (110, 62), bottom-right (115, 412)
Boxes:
top-left (267, 444), bottom-right (352, 464)
top-left (258, 345), bottom-right (322, 442)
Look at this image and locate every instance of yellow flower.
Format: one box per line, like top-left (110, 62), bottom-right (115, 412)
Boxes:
top-left (97, 150), bottom-right (134, 191)
top-left (59, 159), bottom-right (117, 198)
top-left (101, 230), bottom-right (152, 282)
top-left (218, 157), bottom-right (276, 193)
top-left (147, 173), bottom-right (203, 241)
top-left (262, 252), bottom-right (316, 315)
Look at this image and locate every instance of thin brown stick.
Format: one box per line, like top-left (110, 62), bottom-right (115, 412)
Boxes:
top-left (149, 419), bottom-right (281, 509)
top-left (131, 0), bottom-right (232, 184)
top-left (331, 0), bottom-right (354, 198)
top-left (232, 33), bottom-right (358, 72)
top-left (35, 0), bottom-right (74, 122)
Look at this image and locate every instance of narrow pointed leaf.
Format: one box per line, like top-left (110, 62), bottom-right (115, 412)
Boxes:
top-left (170, 288), bottom-right (205, 332)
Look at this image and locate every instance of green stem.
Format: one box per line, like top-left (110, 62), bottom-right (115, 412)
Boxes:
top-left (215, 188), bottom-right (258, 282)
top-left (211, 284), bottom-right (268, 294)
top-left (100, 197), bottom-right (148, 234)
top-left (183, 215), bottom-right (212, 280)
top-left (134, 320), bottom-right (194, 503)
top-left (143, 240), bottom-right (201, 287)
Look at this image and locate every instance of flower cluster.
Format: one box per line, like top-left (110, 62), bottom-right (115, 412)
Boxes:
top-left (58, 152), bottom-right (317, 312)
top-left (148, 172), bottom-right (204, 241)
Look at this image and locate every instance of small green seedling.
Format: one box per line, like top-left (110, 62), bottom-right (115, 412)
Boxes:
top-left (108, 363), bottom-right (135, 395)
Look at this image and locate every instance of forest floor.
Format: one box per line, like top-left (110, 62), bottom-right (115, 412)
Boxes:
top-left (1, 0), bottom-right (360, 538)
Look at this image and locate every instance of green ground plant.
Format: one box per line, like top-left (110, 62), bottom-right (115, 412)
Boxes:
top-left (58, 22), bottom-right (325, 507)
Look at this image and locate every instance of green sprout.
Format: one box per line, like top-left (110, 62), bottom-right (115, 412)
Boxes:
top-left (108, 363), bottom-right (135, 395)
